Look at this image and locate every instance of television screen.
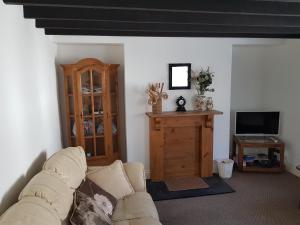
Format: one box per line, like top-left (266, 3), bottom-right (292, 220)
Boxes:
top-left (235, 112), bottom-right (280, 135)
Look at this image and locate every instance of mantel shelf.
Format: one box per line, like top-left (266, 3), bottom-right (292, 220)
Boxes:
top-left (146, 110), bottom-right (223, 118)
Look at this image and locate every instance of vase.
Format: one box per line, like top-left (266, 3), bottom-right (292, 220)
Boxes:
top-left (193, 95), bottom-right (206, 111)
top-left (206, 97), bottom-right (214, 111)
top-left (152, 97), bottom-right (162, 114)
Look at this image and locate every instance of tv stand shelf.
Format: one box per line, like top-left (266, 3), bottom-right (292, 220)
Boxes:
top-left (232, 135), bottom-right (285, 173)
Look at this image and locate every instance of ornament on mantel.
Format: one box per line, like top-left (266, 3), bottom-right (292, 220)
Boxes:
top-left (191, 67), bottom-right (215, 111)
top-left (146, 82), bottom-right (168, 114)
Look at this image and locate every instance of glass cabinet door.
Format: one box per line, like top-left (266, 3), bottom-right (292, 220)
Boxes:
top-left (77, 67), bottom-right (106, 159)
top-left (65, 74), bottom-right (77, 146)
top-left (109, 71), bottom-right (119, 154)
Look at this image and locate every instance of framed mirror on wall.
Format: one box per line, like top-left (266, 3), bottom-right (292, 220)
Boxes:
top-left (169, 63), bottom-right (191, 90)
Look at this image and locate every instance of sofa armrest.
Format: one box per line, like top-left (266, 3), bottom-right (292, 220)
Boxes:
top-left (123, 162), bottom-right (146, 192)
top-left (87, 162), bottom-right (146, 192)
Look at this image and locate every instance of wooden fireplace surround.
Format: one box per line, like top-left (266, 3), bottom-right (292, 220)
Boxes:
top-left (146, 110), bottom-right (222, 181)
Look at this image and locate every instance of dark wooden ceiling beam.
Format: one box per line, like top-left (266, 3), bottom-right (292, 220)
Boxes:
top-left (5, 1), bottom-right (300, 37)
top-left (44, 28), bottom-right (300, 38)
top-left (24, 6), bottom-right (300, 27)
top-left (5, 0), bottom-right (300, 16)
top-left (35, 19), bottom-right (300, 33)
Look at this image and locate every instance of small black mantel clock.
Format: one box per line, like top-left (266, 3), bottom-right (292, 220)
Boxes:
top-left (176, 96), bottom-right (186, 112)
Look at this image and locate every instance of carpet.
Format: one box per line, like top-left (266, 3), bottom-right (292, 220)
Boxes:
top-left (147, 175), bottom-right (235, 201)
top-left (155, 172), bottom-right (300, 225)
top-left (165, 177), bottom-right (209, 191)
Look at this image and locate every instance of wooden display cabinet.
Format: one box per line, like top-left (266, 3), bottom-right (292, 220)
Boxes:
top-left (61, 58), bottom-right (120, 166)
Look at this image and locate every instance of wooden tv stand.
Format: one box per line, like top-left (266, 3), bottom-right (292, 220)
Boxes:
top-left (232, 135), bottom-right (285, 173)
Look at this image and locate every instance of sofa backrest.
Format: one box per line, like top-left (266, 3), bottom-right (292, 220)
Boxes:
top-left (43, 146), bottom-right (87, 189)
top-left (0, 197), bottom-right (61, 225)
top-left (0, 146), bottom-right (87, 225)
top-left (18, 170), bottom-right (74, 220)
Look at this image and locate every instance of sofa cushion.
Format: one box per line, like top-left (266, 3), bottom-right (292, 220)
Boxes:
top-left (114, 217), bottom-right (162, 225)
top-left (88, 163), bottom-right (146, 193)
top-left (112, 192), bottom-right (159, 222)
top-left (87, 160), bottom-right (135, 200)
top-left (123, 163), bottom-right (146, 192)
top-left (18, 170), bottom-right (74, 220)
top-left (0, 197), bottom-right (60, 225)
top-left (43, 146), bottom-right (87, 189)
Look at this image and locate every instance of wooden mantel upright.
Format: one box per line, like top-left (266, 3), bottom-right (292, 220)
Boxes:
top-left (146, 110), bottom-right (222, 181)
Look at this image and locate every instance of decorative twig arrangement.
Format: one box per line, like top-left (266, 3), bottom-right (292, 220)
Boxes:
top-left (146, 82), bottom-right (168, 106)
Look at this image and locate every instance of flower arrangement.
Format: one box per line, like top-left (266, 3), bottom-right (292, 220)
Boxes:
top-left (192, 67), bottom-right (215, 96)
top-left (146, 82), bottom-right (168, 105)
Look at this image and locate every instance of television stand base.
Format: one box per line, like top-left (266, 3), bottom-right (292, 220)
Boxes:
top-left (232, 135), bottom-right (285, 173)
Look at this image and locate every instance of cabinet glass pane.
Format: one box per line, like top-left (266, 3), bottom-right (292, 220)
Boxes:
top-left (81, 71), bottom-right (92, 94)
top-left (94, 96), bottom-right (103, 116)
top-left (92, 70), bottom-right (102, 93)
top-left (67, 76), bottom-right (73, 95)
top-left (70, 117), bottom-right (76, 137)
top-left (69, 96), bottom-right (74, 116)
top-left (95, 117), bottom-right (104, 136)
top-left (85, 139), bottom-right (95, 159)
top-left (110, 94), bottom-right (117, 114)
top-left (110, 73), bottom-right (117, 93)
top-left (112, 117), bottom-right (118, 153)
top-left (83, 118), bottom-right (94, 137)
top-left (82, 96), bottom-right (92, 116)
top-left (95, 116), bottom-right (105, 156)
top-left (96, 138), bottom-right (105, 156)
top-left (71, 137), bottom-right (76, 147)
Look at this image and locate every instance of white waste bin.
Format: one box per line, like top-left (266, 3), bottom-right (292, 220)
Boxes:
top-left (217, 159), bottom-right (234, 179)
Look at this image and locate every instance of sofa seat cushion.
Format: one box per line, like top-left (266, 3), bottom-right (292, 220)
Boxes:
top-left (114, 217), bottom-right (162, 225)
top-left (0, 197), bottom-right (60, 225)
top-left (43, 147), bottom-right (87, 189)
top-left (112, 192), bottom-right (159, 222)
top-left (18, 170), bottom-right (74, 220)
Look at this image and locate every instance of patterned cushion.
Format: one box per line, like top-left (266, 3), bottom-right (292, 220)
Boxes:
top-left (70, 179), bottom-right (117, 225)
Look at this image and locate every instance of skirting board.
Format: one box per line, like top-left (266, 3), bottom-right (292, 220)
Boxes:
top-left (146, 162), bottom-right (300, 179)
top-left (285, 163), bottom-right (300, 178)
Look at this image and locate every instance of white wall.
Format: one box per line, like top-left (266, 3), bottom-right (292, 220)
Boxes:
top-left (231, 41), bottom-right (300, 177)
top-left (263, 40), bottom-right (300, 177)
top-left (52, 36), bottom-right (234, 174)
top-left (55, 44), bottom-right (127, 159)
top-left (231, 46), bottom-right (267, 111)
top-left (230, 46), bottom-right (268, 152)
top-left (0, 2), bottom-right (61, 214)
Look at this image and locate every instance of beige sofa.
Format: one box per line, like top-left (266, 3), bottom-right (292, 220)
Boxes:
top-left (0, 147), bottom-right (161, 225)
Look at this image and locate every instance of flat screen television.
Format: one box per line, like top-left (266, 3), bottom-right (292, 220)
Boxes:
top-left (235, 111), bottom-right (280, 136)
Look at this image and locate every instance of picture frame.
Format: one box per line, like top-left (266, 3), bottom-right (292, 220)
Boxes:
top-left (169, 63), bottom-right (191, 90)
